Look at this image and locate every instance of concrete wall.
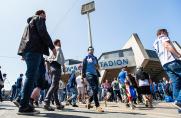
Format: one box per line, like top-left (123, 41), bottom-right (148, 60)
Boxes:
top-left (122, 33), bottom-right (149, 68)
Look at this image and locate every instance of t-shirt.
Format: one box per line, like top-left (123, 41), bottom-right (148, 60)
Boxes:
top-left (153, 35), bottom-right (176, 66)
top-left (138, 79), bottom-right (149, 87)
top-left (118, 70), bottom-right (127, 84)
top-left (111, 81), bottom-right (120, 90)
top-left (85, 54), bottom-right (98, 76)
top-left (76, 75), bottom-right (84, 88)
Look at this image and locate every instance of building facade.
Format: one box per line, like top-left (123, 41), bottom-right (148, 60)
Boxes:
top-left (64, 33), bottom-right (181, 83)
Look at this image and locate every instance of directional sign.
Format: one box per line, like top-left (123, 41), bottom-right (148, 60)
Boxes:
top-left (81, 1), bottom-right (95, 15)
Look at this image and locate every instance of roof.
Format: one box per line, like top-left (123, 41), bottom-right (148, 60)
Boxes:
top-left (98, 48), bottom-right (133, 60)
top-left (65, 59), bottom-right (82, 65)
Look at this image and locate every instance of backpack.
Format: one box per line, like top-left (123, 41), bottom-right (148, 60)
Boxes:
top-left (130, 86), bottom-right (137, 99)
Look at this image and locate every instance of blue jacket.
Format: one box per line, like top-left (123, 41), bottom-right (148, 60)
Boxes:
top-left (82, 54), bottom-right (100, 78)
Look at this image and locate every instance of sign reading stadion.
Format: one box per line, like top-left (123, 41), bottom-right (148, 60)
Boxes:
top-left (65, 57), bottom-right (136, 73)
top-left (99, 57), bottom-right (136, 70)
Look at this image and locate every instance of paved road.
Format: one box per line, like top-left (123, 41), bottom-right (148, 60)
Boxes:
top-left (0, 101), bottom-right (180, 118)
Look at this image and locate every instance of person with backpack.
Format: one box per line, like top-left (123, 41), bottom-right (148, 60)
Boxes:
top-left (135, 66), bottom-right (153, 108)
top-left (17, 10), bottom-right (56, 114)
top-left (127, 73), bottom-right (139, 104)
top-left (82, 46), bottom-right (104, 112)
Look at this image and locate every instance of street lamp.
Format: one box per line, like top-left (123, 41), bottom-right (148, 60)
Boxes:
top-left (81, 1), bottom-right (95, 47)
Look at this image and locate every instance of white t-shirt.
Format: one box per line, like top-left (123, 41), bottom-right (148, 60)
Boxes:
top-left (139, 79), bottom-right (149, 87)
top-left (76, 75), bottom-right (84, 88)
top-left (153, 35), bottom-right (176, 66)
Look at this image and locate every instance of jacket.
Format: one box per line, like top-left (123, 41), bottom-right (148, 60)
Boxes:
top-left (17, 15), bottom-right (55, 56)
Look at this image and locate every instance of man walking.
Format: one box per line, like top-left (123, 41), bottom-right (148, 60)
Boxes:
top-left (118, 66), bottom-right (129, 106)
top-left (10, 82), bottom-right (17, 101)
top-left (44, 39), bottom-right (65, 111)
top-left (66, 71), bottom-right (79, 107)
top-left (82, 46), bottom-right (104, 112)
top-left (17, 10), bottom-right (56, 114)
top-left (15, 74), bottom-right (23, 99)
top-left (153, 29), bottom-right (181, 113)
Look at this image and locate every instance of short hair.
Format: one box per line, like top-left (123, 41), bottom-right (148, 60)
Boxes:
top-left (88, 46), bottom-right (94, 51)
top-left (157, 29), bottom-right (168, 36)
top-left (54, 39), bottom-right (60, 45)
top-left (35, 10), bottom-right (45, 15)
top-left (20, 74), bottom-right (23, 77)
top-left (3, 73), bottom-right (6, 77)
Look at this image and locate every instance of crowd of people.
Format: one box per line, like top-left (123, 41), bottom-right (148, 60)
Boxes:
top-left (0, 10), bottom-right (180, 115)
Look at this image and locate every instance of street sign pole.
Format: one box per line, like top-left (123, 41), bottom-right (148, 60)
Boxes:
top-left (81, 1), bottom-right (95, 47)
top-left (87, 12), bottom-right (93, 47)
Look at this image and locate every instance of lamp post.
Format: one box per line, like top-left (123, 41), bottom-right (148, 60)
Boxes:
top-left (81, 1), bottom-right (95, 47)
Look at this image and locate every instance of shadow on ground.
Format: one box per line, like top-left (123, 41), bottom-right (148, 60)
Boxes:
top-left (39, 113), bottom-right (90, 118)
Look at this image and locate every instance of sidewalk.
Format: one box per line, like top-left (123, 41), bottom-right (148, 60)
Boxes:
top-left (0, 101), bottom-right (180, 118)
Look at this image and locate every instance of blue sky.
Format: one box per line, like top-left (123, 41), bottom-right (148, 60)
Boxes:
top-left (0, 0), bottom-right (180, 90)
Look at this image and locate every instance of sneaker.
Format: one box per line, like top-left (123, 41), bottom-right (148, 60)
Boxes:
top-left (86, 103), bottom-right (93, 109)
top-left (19, 105), bottom-right (34, 112)
top-left (72, 104), bottom-right (79, 107)
top-left (125, 103), bottom-right (130, 108)
top-left (44, 105), bottom-right (55, 111)
top-left (34, 101), bottom-right (39, 107)
top-left (148, 102), bottom-right (153, 108)
top-left (29, 99), bottom-right (35, 108)
top-left (56, 105), bottom-right (64, 110)
top-left (175, 101), bottom-right (181, 108)
top-left (130, 103), bottom-right (135, 110)
top-left (67, 99), bottom-right (72, 105)
top-left (65, 101), bottom-right (70, 106)
top-left (13, 100), bottom-right (20, 107)
top-left (145, 100), bottom-right (149, 107)
top-left (18, 105), bottom-right (40, 115)
top-left (104, 100), bottom-right (107, 107)
top-left (96, 106), bottom-right (104, 112)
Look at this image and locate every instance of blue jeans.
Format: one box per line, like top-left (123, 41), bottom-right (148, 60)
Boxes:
top-left (86, 74), bottom-right (100, 107)
top-left (58, 89), bottom-right (66, 102)
top-left (163, 60), bottom-right (181, 103)
top-left (15, 88), bottom-right (21, 100)
top-left (20, 52), bottom-right (43, 107)
top-left (69, 87), bottom-right (78, 105)
top-left (10, 89), bottom-right (17, 101)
